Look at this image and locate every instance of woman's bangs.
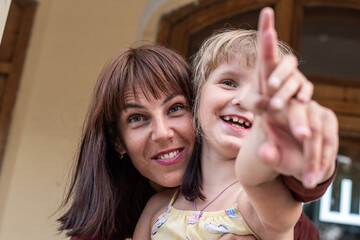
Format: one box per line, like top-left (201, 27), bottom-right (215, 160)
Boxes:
top-left (118, 58), bottom-right (185, 107)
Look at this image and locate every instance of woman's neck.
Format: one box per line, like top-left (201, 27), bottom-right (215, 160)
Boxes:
top-left (149, 180), bottom-right (165, 192)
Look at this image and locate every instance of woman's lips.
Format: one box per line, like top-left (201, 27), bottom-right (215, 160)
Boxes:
top-left (152, 148), bottom-right (184, 165)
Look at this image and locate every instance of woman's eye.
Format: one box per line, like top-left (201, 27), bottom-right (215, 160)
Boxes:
top-left (128, 114), bottom-right (145, 123)
top-left (221, 79), bottom-right (237, 88)
top-left (169, 103), bottom-right (185, 114)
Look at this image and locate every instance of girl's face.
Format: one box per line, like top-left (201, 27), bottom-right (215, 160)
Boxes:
top-left (119, 87), bottom-right (195, 189)
top-left (199, 55), bottom-right (255, 159)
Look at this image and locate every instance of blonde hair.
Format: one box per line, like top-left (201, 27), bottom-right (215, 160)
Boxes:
top-left (192, 29), bottom-right (293, 133)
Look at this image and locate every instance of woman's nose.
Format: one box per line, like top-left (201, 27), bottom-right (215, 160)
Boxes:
top-left (151, 118), bottom-right (174, 141)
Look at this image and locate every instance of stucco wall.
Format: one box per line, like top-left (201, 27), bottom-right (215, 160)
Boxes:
top-left (0, 0), bottom-right (194, 239)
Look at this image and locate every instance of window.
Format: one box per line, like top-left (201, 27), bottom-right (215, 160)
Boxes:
top-left (157, 0), bottom-right (360, 238)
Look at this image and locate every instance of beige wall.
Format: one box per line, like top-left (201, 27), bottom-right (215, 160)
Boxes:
top-left (0, 0), bottom-right (193, 239)
top-left (0, 0), bottom-right (11, 44)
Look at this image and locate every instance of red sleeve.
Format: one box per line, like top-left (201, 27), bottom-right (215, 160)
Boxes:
top-left (282, 161), bottom-right (337, 202)
top-left (294, 212), bottom-right (320, 240)
top-left (70, 237), bottom-right (98, 240)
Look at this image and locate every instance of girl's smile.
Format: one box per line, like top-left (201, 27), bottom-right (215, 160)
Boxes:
top-left (221, 114), bottom-right (253, 130)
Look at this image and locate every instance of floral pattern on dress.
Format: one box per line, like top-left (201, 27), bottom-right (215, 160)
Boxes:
top-left (151, 206), bottom-right (172, 235)
top-left (186, 211), bottom-right (204, 225)
top-left (225, 207), bottom-right (238, 218)
top-left (204, 222), bottom-right (229, 236)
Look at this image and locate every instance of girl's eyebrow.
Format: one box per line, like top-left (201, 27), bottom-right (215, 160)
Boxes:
top-left (124, 93), bottom-right (179, 109)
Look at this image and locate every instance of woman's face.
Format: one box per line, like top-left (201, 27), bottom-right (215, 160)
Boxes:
top-left (119, 87), bottom-right (195, 189)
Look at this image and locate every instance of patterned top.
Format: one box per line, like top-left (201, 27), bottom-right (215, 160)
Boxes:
top-left (151, 188), bottom-right (259, 240)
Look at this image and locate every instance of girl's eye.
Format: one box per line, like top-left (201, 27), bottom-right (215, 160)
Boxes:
top-left (128, 114), bottom-right (145, 123)
top-left (221, 79), bottom-right (237, 88)
top-left (169, 103), bottom-right (185, 114)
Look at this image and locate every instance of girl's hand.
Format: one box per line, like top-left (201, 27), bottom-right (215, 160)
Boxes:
top-left (260, 100), bottom-right (338, 189)
top-left (243, 7), bottom-right (313, 115)
top-left (243, 7), bottom-right (315, 149)
top-left (244, 8), bottom-right (339, 188)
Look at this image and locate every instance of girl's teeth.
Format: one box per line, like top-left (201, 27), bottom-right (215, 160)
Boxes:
top-left (223, 116), bottom-right (251, 128)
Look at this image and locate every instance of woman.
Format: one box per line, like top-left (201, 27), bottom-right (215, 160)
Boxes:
top-left (58, 43), bottom-right (336, 240)
top-left (58, 44), bottom-right (194, 239)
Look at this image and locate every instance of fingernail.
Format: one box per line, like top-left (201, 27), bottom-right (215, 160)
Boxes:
top-left (270, 97), bottom-right (284, 110)
top-left (294, 126), bottom-right (311, 138)
top-left (304, 172), bottom-right (316, 188)
top-left (269, 76), bottom-right (280, 88)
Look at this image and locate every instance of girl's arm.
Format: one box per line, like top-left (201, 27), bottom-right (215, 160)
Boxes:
top-left (234, 9), bottom-right (302, 235)
top-left (133, 189), bottom-right (174, 240)
top-left (132, 203), bottom-right (153, 240)
top-left (235, 8), bottom-right (338, 238)
top-left (236, 116), bottom-right (303, 238)
top-left (244, 7), bottom-right (337, 189)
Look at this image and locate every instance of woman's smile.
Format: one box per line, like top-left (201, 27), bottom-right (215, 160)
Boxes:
top-left (152, 148), bottom-right (184, 165)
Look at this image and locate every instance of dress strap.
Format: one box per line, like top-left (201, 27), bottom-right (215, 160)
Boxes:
top-left (168, 188), bottom-right (180, 206)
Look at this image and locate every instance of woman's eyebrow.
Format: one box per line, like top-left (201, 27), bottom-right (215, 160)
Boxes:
top-left (162, 93), bottom-right (179, 105)
top-left (124, 103), bottom-right (144, 109)
top-left (123, 93), bottom-right (179, 109)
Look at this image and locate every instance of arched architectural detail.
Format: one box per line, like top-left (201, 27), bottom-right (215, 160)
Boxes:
top-left (156, 0), bottom-right (360, 138)
top-left (157, 0), bottom-right (276, 58)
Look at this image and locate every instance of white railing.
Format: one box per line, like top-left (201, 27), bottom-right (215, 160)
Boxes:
top-left (319, 178), bottom-right (360, 226)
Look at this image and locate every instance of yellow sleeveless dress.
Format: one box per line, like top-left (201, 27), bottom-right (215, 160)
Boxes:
top-left (151, 188), bottom-right (259, 240)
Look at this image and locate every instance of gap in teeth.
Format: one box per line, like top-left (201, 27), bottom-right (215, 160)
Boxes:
top-left (160, 150), bottom-right (179, 159)
top-left (223, 116), bottom-right (250, 127)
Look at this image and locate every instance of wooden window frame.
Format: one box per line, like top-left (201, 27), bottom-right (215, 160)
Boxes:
top-left (0, 0), bottom-right (37, 169)
top-left (156, 0), bottom-right (360, 139)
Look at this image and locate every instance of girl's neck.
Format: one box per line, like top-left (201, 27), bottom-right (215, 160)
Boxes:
top-left (200, 140), bottom-right (237, 192)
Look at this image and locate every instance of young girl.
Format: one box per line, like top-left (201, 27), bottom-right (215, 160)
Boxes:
top-left (133, 8), bottom-right (338, 240)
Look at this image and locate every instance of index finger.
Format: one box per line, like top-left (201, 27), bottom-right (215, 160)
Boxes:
top-left (257, 7), bottom-right (279, 95)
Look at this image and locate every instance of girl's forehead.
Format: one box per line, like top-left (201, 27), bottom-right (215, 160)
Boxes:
top-left (213, 53), bottom-right (255, 72)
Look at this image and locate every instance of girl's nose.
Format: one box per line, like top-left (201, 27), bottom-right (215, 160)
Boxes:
top-left (232, 85), bottom-right (251, 107)
top-left (231, 92), bottom-right (245, 107)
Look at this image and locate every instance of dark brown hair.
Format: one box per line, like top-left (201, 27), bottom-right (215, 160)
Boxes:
top-left (58, 44), bottom-right (192, 240)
